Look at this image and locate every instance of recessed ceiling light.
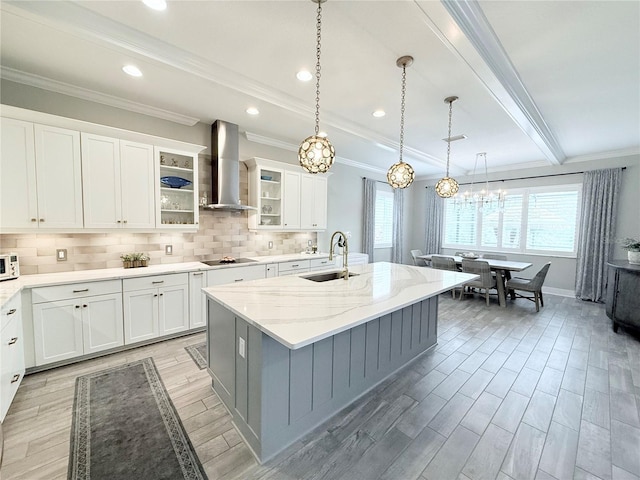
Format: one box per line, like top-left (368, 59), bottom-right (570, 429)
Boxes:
top-left (296, 70), bottom-right (313, 82)
top-left (246, 107), bottom-right (260, 116)
top-left (372, 110), bottom-right (386, 118)
top-left (122, 65), bottom-right (143, 77)
top-left (142, 0), bottom-right (167, 11)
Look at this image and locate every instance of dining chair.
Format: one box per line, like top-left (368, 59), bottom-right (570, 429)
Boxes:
top-left (410, 249), bottom-right (427, 266)
top-left (430, 255), bottom-right (460, 298)
top-left (460, 259), bottom-right (497, 306)
top-left (505, 262), bottom-right (551, 312)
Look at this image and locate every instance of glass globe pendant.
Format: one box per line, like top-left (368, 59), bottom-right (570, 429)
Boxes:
top-left (387, 56), bottom-right (415, 189)
top-left (299, 0), bottom-right (335, 174)
top-left (436, 96), bottom-right (460, 198)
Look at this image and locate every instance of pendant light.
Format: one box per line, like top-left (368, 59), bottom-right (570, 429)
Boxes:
top-left (435, 96), bottom-right (460, 198)
top-left (387, 56), bottom-right (415, 189)
top-left (298, 0), bottom-right (335, 174)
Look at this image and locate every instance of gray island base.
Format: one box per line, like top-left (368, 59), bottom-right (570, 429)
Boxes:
top-left (203, 262), bottom-right (476, 462)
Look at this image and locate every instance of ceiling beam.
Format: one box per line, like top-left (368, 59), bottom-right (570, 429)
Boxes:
top-left (416, 0), bottom-right (565, 165)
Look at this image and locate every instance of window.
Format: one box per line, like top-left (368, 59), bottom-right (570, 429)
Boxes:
top-left (443, 184), bottom-right (581, 255)
top-left (374, 190), bottom-right (394, 248)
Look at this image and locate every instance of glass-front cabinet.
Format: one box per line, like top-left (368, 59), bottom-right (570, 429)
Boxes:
top-left (156, 147), bottom-right (199, 228)
top-left (246, 159), bottom-right (283, 230)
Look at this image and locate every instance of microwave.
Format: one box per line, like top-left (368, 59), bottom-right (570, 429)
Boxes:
top-left (0, 253), bottom-right (20, 281)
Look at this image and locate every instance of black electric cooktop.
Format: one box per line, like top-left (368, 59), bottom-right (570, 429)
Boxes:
top-left (201, 258), bottom-right (258, 266)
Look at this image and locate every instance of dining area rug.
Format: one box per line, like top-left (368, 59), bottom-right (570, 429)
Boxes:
top-left (68, 358), bottom-right (207, 480)
top-left (185, 342), bottom-right (207, 370)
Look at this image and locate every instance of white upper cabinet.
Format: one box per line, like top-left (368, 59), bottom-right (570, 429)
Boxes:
top-left (82, 134), bottom-right (155, 228)
top-left (156, 148), bottom-right (199, 229)
top-left (246, 158), bottom-right (329, 232)
top-left (0, 119), bottom-right (83, 231)
top-left (34, 125), bottom-right (84, 229)
top-left (300, 174), bottom-right (328, 230)
top-left (0, 118), bottom-right (37, 230)
top-left (283, 171), bottom-right (301, 229)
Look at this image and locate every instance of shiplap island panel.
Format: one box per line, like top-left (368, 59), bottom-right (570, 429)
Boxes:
top-left (203, 262), bottom-right (477, 462)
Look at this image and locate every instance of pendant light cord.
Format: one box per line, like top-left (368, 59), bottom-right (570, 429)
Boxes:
top-left (446, 99), bottom-right (453, 177)
top-left (399, 65), bottom-right (406, 163)
top-left (314, 2), bottom-right (323, 136)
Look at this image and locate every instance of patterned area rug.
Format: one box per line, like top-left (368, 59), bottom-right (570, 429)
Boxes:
top-left (68, 358), bottom-right (207, 480)
top-left (185, 342), bottom-right (207, 370)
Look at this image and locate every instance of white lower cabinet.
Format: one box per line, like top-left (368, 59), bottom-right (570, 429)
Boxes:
top-left (123, 273), bottom-right (189, 344)
top-left (1, 294), bottom-right (25, 421)
top-left (309, 257), bottom-right (336, 271)
top-left (31, 280), bottom-right (124, 366)
top-left (207, 265), bottom-right (266, 286)
top-left (265, 264), bottom-right (279, 278)
top-left (277, 259), bottom-right (311, 276)
top-left (189, 271), bottom-right (207, 329)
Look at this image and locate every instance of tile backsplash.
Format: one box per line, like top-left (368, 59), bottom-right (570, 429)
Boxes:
top-left (0, 155), bottom-right (318, 275)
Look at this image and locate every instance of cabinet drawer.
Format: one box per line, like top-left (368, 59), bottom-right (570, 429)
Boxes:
top-left (278, 259), bottom-right (310, 273)
top-left (1, 293), bottom-right (21, 332)
top-left (309, 257), bottom-right (335, 270)
top-left (208, 265), bottom-right (266, 285)
top-left (32, 280), bottom-right (122, 303)
top-left (123, 273), bottom-right (188, 292)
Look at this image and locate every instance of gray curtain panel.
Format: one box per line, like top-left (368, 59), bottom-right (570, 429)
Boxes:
top-left (392, 188), bottom-right (404, 263)
top-left (424, 187), bottom-right (444, 255)
top-left (575, 168), bottom-right (622, 302)
top-left (362, 178), bottom-right (376, 260)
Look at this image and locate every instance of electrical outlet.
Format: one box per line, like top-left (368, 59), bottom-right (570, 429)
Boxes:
top-left (308, 240), bottom-right (312, 246)
top-left (238, 337), bottom-right (246, 358)
top-left (165, 245), bottom-right (173, 255)
top-left (56, 249), bottom-right (67, 261)
top-left (268, 241), bottom-right (273, 249)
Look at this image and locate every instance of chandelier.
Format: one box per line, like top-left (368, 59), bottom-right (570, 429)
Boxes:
top-left (298, 0), bottom-right (335, 174)
top-left (435, 96), bottom-right (460, 198)
top-left (387, 56), bottom-right (415, 189)
top-left (454, 152), bottom-right (507, 211)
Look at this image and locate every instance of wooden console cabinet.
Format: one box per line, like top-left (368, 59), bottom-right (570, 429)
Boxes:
top-left (605, 261), bottom-right (640, 333)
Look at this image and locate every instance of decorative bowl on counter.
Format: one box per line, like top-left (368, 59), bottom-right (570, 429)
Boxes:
top-left (160, 176), bottom-right (192, 189)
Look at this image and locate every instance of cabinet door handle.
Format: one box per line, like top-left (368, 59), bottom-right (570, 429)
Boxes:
top-left (40, 218), bottom-right (45, 222)
top-left (117, 220), bottom-right (121, 223)
top-left (159, 293), bottom-right (164, 296)
top-left (123, 220), bottom-right (128, 224)
top-left (192, 272), bottom-right (204, 276)
top-left (234, 279), bottom-right (244, 282)
top-left (31, 218), bottom-right (37, 222)
top-left (8, 337), bottom-right (18, 346)
top-left (152, 280), bottom-right (164, 284)
top-left (75, 305), bottom-right (81, 309)
top-left (6, 308), bottom-right (16, 315)
top-left (11, 374), bottom-right (20, 383)
top-left (83, 304), bottom-right (88, 308)
top-left (154, 294), bottom-right (158, 297)
top-left (291, 264), bottom-right (299, 268)
top-left (73, 289), bottom-right (89, 293)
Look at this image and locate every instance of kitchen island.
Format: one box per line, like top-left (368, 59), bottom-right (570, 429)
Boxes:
top-left (202, 262), bottom-right (476, 462)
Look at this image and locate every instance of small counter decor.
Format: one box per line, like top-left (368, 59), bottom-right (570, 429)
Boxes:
top-left (121, 253), bottom-right (150, 268)
top-left (621, 237), bottom-right (640, 265)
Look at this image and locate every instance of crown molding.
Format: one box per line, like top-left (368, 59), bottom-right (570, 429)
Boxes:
top-left (0, 67), bottom-right (200, 126)
top-left (417, 0), bottom-right (565, 165)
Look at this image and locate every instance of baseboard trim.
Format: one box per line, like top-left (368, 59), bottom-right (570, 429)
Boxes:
top-left (543, 286), bottom-right (575, 298)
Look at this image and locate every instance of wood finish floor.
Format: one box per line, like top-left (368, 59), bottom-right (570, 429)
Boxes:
top-left (1, 294), bottom-right (639, 480)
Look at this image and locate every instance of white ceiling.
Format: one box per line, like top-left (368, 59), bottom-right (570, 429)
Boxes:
top-left (1, 0), bottom-right (638, 179)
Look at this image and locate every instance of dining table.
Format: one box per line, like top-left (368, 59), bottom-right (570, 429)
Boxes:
top-left (418, 254), bottom-right (533, 307)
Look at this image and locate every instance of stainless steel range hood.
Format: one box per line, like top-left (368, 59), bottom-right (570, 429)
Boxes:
top-left (205, 120), bottom-right (255, 211)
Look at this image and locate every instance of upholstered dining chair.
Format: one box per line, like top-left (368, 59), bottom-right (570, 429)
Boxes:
top-left (410, 249), bottom-right (428, 266)
top-left (460, 259), bottom-right (497, 306)
top-left (430, 255), bottom-right (460, 298)
top-left (505, 262), bottom-right (551, 312)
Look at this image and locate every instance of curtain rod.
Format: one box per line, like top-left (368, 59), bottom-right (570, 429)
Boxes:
top-left (425, 167), bottom-right (626, 187)
top-left (362, 177), bottom-right (390, 185)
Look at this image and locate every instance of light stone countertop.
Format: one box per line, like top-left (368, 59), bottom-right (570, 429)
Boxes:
top-left (203, 262), bottom-right (478, 350)
top-left (0, 252), bottom-right (333, 308)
